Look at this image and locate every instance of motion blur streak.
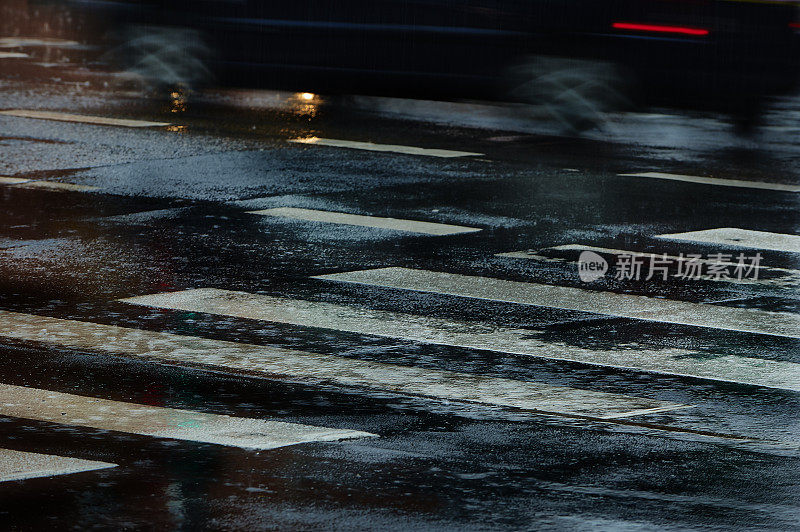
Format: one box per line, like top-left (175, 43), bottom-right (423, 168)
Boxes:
top-left (612, 22), bottom-right (711, 36)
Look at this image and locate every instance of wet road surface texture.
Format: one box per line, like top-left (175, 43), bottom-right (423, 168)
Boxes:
top-left (1, 7), bottom-right (800, 531)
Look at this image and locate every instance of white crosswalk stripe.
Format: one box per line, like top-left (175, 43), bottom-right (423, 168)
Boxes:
top-left (657, 228), bottom-right (800, 254)
top-left (0, 382), bottom-right (373, 449)
top-left (17, 181), bottom-right (98, 192)
top-left (0, 176), bottom-right (31, 185)
top-left (0, 52), bottom-right (29, 59)
top-left (0, 449), bottom-right (116, 483)
top-left (0, 310), bottom-right (686, 419)
top-left (119, 288), bottom-right (800, 391)
top-left (313, 267), bottom-right (800, 339)
top-left (0, 37), bottom-right (80, 48)
top-left (288, 137), bottom-right (483, 158)
top-left (0, 177), bottom-right (98, 191)
top-left (0, 110), bottom-right (170, 128)
top-left (248, 207), bottom-right (482, 235)
top-left (618, 172), bottom-right (800, 192)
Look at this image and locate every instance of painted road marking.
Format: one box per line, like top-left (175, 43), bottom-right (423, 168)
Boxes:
top-left (618, 172), bottom-right (800, 193)
top-left (288, 137), bottom-right (483, 158)
top-left (658, 228), bottom-right (800, 254)
top-left (497, 245), bottom-right (800, 286)
top-left (0, 38), bottom-right (80, 48)
top-left (0, 311), bottom-right (687, 420)
top-left (0, 177), bottom-right (98, 192)
top-left (248, 207), bottom-right (482, 236)
top-left (0, 52), bottom-right (29, 59)
top-left (0, 382), bottom-right (372, 449)
top-left (14, 181), bottom-right (99, 192)
top-left (0, 176), bottom-right (31, 185)
top-left (314, 267), bottom-right (800, 339)
top-left (0, 449), bottom-right (116, 483)
top-left (119, 288), bottom-right (800, 391)
top-left (0, 110), bottom-right (170, 128)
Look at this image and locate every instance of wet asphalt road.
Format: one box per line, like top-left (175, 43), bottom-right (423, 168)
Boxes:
top-left (1, 24), bottom-right (800, 532)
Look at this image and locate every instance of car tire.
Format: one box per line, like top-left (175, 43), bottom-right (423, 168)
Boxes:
top-left (508, 56), bottom-right (634, 135)
top-left (105, 25), bottom-right (213, 97)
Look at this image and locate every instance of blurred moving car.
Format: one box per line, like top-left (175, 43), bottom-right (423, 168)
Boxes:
top-left (64, 0), bottom-right (800, 131)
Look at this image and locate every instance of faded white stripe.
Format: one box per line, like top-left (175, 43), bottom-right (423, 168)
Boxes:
top-left (0, 176), bottom-right (31, 185)
top-left (0, 382), bottom-right (372, 449)
top-left (119, 288), bottom-right (800, 391)
top-left (0, 52), bottom-right (28, 59)
top-left (0, 310), bottom-right (686, 419)
top-left (657, 228), bottom-right (800, 254)
top-left (14, 180), bottom-right (99, 192)
top-left (314, 267), bottom-right (800, 339)
top-left (248, 207), bottom-right (481, 236)
top-left (0, 38), bottom-right (80, 48)
top-left (288, 137), bottom-right (482, 158)
top-left (0, 177), bottom-right (97, 191)
top-left (618, 172), bottom-right (800, 193)
top-left (0, 449), bottom-right (116, 483)
top-left (0, 110), bottom-right (170, 128)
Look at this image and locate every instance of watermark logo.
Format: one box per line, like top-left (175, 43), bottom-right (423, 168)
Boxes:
top-left (578, 251), bottom-right (609, 282)
top-left (575, 251), bottom-right (762, 282)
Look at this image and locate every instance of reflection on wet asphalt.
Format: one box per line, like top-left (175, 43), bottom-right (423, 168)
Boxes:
top-left (0, 12), bottom-right (800, 530)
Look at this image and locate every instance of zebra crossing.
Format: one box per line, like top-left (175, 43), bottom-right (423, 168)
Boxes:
top-left (118, 287), bottom-right (800, 391)
top-left (2, 193), bottom-right (799, 485)
top-left (0, 383), bottom-right (373, 450)
top-left (312, 267), bottom-right (800, 338)
top-left (0, 309), bottom-right (690, 420)
top-left (0, 354), bottom-right (374, 482)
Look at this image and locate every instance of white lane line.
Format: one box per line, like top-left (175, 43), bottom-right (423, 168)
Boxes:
top-left (0, 52), bottom-right (29, 59)
top-left (0, 449), bottom-right (116, 483)
top-left (497, 245), bottom-right (800, 286)
top-left (658, 228), bottom-right (800, 254)
top-left (0, 176), bottom-right (31, 185)
top-left (618, 172), bottom-right (800, 193)
top-left (288, 137), bottom-right (483, 158)
top-left (13, 181), bottom-right (99, 192)
top-left (314, 267), bottom-right (800, 339)
top-left (0, 310), bottom-right (686, 420)
top-left (248, 207), bottom-right (482, 236)
top-left (0, 110), bottom-right (170, 128)
top-left (119, 288), bottom-right (800, 391)
top-left (0, 37), bottom-right (80, 48)
top-left (0, 382), bottom-right (372, 449)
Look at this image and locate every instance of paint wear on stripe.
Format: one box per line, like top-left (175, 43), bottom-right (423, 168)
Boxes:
top-left (0, 309), bottom-right (686, 419)
top-left (248, 207), bottom-right (481, 235)
top-left (0, 383), bottom-right (373, 449)
top-left (119, 288), bottom-right (800, 391)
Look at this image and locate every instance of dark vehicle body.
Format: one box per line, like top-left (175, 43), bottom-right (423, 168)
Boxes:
top-left (69, 0), bottom-right (800, 116)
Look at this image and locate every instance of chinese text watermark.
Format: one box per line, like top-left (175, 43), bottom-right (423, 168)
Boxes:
top-left (578, 250), bottom-right (762, 282)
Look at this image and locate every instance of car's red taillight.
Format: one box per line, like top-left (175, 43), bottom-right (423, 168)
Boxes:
top-left (612, 22), bottom-right (710, 36)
